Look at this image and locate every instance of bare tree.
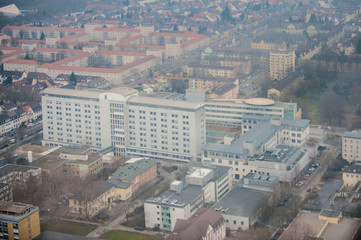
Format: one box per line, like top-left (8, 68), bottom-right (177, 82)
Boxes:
top-left (237, 227), bottom-right (271, 240)
top-left (74, 179), bottom-right (109, 219)
top-left (280, 222), bottom-right (315, 240)
top-left (13, 174), bottom-right (44, 206)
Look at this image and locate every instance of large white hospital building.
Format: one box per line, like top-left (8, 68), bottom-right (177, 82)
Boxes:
top-left (42, 87), bottom-right (206, 162)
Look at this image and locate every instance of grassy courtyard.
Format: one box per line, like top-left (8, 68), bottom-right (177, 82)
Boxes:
top-left (100, 230), bottom-right (160, 240)
top-left (41, 219), bottom-right (98, 236)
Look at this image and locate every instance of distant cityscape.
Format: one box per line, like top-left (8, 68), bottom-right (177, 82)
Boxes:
top-left (0, 0), bottom-right (361, 240)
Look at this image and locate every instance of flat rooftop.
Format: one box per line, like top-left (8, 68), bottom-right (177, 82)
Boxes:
top-left (213, 186), bottom-right (267, 218)
top-left (42, 86), bottom-right (138, 99)
top-left (30, 146), bottom-right (99, 170)
top-left (0, 201), bottom-right (38, 221)
top-left (249, 145), bottom-right (297, 163)
top-left (343, 165), bottom-right (361, 174)
top-left (188, 168), bottom-right (212, 179)
top-left (0, 164), bottom-right (40, 178)
top-left (344, 130), bottom-right (361, 139)
top-left (128, 96), bottom-right (204, 111)
top-left (146, 184), bottom-right (203, 208)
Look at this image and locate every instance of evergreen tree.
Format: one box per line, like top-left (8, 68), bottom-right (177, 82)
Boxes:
top-left (356, 39), bottom-right (361, 54)
top-left (221, 6), bottom-right (233, 23)
top-left (69, 72), bottom-right (77, 85)
top-left (309, 14), bottom-right (317, 23)
top-left (40, 32), bottom-right (45, 40)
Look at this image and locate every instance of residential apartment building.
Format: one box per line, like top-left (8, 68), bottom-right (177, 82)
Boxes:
top-left (42, 87), bottom-right (206, 161)
top-left (182, 63), bottom-right (236, 79)
top-left (343, 165), bottom-right (361, 188)
top-left (144, 165), bottom-right (232, 231)
top-left (270, 50), bottom-right (296, 81)
top-left (166, 208), bottom-right (226, 240)
top-left (69, 181), bottom-right (114, 218)
top-left (342, 130), bottom-right (361, 164)
top-left (0, 201), bottom-right (40, 240)
top-left (188, 76), bottom-right (239, 94)
top-left (251, 40), bottom-right (287, 50)
top-left (107, 158), bottom-right (157, 201)
top-left (267, 71), bottom-right (304, 101)
top-left (201, 56), bottom-right (251, 75)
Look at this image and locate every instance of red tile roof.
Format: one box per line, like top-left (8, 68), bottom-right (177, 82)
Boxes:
top-left (58, 32), bottom-right (88, 42)
top-left (95, 27), bottom-right (140, 33)
top-left (96, 50), bottom-right (146, 56)
top-left (6, 59), bottom-right (38, 65)
top-left (3, 26), bottom-right (84, 32)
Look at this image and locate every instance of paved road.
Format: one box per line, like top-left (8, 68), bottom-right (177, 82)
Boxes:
top-left (294, 147), bottom-right (340, 201)
top-left (86, 200), bottom-right (155, 238)
top-left (86, 164), bottom-right (177, 238)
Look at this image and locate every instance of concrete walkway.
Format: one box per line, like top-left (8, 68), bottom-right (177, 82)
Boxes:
top-left (86, 200), bottom-right (147, 238)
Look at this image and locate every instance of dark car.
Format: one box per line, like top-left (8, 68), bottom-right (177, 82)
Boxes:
top-left (306, 188), bottom-right (312, 192)
top-left (134, 227), bottom-right (144, 231)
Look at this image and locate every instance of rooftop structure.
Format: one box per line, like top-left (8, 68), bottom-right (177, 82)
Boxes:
top-left (145, 165), bottom-right (232, 231)
top-left (30, 146), bottom-right (103, 177)
top-left (0, 201), bottom-right (40, 240)
top-left (107, 158), bottom-right (157, 200)
top-left (213, 186), bottom-right (267, 230)
top-left (204, 98), bottom-right (297, 128)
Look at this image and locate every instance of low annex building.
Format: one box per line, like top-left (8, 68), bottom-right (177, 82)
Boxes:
top-left (107, 158), bottom-right (157, 201)
top-left (30, 146), bottom-right (103, 177)
top-left (144, 165), bottom-right (232, 232)
top-left (166, 208), bottom-right (226, 240)
top-left (69, 180), bottom-right (114, 218)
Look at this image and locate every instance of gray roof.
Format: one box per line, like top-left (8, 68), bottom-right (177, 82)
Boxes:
top-left (213, 186), bottom-right (267, 218)
top-left (343, 165), bottom-right (361, 174)
top-left (281, 119), bottom-right (310, 129)
top-left (0, 164), bottom-right (40, 178)
top-left (248, 145), bottom-right (297, 163)
top-left (344, 130), bottom-right (361, 139)
top-left (203, 120), bottom-right (279, 155)
top-left (146, 184), bottom-right (202, 208)
top-left (168, 208), bottom-right (224, 240)
top-left (107, 159), bottom-right (156, 189)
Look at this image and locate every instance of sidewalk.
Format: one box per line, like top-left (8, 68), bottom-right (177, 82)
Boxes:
top-left (86, 200), bottom-right (145, 238)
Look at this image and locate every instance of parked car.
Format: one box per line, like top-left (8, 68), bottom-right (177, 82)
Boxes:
top-left (9, 139), bottom-right (16, 144)
top-left (134, 227), bottom-right (144, 231)
top-left (155, 232), bottom-right (164, 236)
top-left (306, 188), bottom-right (312, 192)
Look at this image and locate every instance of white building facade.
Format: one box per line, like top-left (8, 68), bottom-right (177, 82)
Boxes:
top-left (42, 87), bottom-right (205, 161)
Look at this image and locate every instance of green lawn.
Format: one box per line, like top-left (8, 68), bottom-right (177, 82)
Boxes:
top-left (100, 230), bottom-right (160, 240)
top-left (41, 219), bottom-right (97, 236)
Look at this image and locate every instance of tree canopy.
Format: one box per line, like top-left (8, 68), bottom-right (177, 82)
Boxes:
top-left (69, 72), bottom-right (77, 85)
